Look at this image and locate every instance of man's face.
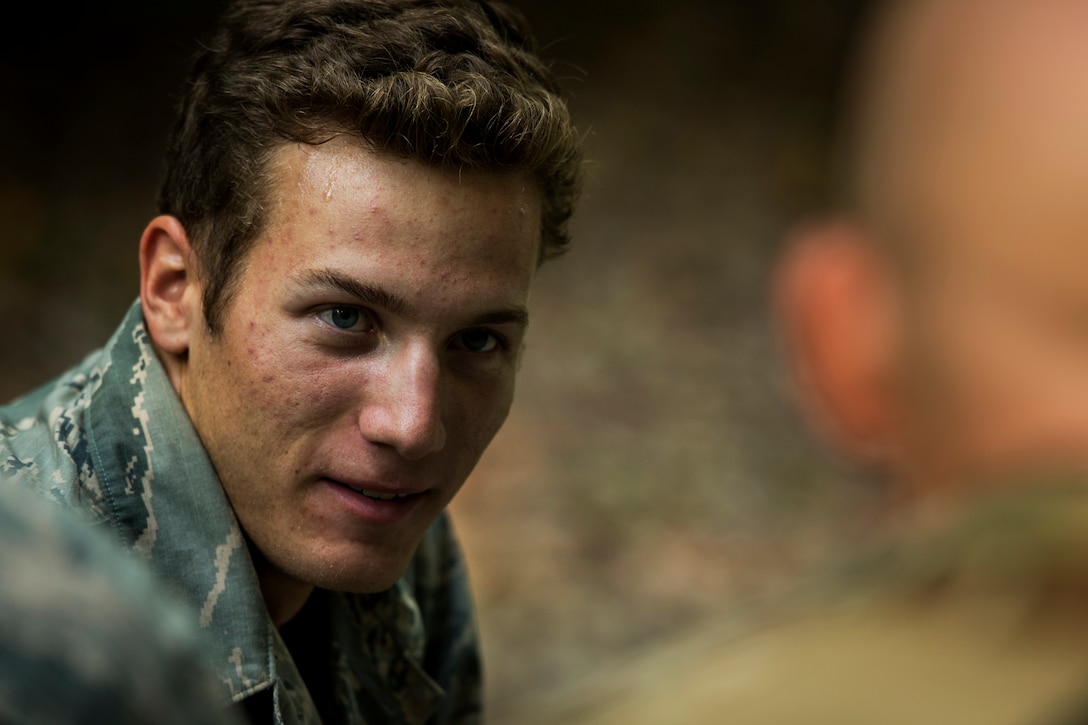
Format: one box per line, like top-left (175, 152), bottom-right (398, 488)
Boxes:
top-left (179, 137), bottom-right (541, 593)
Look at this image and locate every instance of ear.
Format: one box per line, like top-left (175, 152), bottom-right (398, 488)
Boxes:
top-left (771, 218), bottom-right (904, 467)
top-left (139, 215), bottom-right (200, 357)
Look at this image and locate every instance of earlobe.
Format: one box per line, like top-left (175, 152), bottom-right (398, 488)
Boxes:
top-left (139, 215), bottom-right (199, 356)
top-left (772, 218), bottom-right (903, 467)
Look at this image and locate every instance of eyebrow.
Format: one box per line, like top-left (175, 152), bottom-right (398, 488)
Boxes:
top-left (297, 268), bottom-right (530, 328)
top-left (298, 269), bottom-right (408, 315)
top-left (470, 307), bottom-right (530, 329)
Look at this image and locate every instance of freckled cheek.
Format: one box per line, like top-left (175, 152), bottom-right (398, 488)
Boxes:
top-left (249, 364), bottom-right (366, 439)
top-left (230, 341), bottom-right (321, 420)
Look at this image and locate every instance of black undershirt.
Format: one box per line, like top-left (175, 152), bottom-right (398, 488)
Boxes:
top-left (231, 590), bottom-right (339, 724)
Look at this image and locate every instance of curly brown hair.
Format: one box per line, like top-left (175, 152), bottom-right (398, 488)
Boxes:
top-left (157, 0), bottom-right (583, 331)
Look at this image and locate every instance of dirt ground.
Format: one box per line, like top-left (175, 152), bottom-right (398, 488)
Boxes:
top-left (0, 1), bottom-right (884, 720)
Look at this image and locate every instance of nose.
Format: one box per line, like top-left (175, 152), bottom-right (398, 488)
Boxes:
top-left (357, 345), bottom-right (447, 460)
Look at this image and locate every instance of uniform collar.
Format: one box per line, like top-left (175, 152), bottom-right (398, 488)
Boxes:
top-left (83, 301), bottom-right (274, 703)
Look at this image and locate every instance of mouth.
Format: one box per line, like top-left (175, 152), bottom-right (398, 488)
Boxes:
top-left (341, 484), bottom-right (413, 502)
top-left (326, 477), bottom-right (424, 501)
top-left (319, 477), bottom-right (430, 525)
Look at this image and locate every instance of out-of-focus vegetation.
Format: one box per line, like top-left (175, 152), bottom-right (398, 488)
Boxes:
top-left (0, 2), bottom-right (879, 721)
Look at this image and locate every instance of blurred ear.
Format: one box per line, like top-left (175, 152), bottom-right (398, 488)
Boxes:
top-left (139, 215), bottom-right (200, 356)
top-left (772, 218), bottom-right (903, 466)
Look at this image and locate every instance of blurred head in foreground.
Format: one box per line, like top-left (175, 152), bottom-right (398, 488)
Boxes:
top-left (530, 4), bottom-right (1088, 723)
top-left (776, 0), bottom-right (1088, 505)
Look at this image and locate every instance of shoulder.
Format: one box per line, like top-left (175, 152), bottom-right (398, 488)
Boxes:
top-left (0, 346), bottom-right (110, 509)
top-left (546, 587), bottom-right (1088, 725)
top-left (0, 483), bottom-right (236, 724)
top-left (550, 484), bottom-right (1088, 725)
top-left (0, 301), bottom-right (154, 519)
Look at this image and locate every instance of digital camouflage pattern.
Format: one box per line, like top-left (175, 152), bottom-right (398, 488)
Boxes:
top-left (0, 478), bottom-right (238, 724)
top-left (0, 301), bottom-right (482, 724)
top-left (544, 479), bottom-right (1088, 725)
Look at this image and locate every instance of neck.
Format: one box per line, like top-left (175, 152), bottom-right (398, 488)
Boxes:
top-left (250, 549), bottom-right (314, 629)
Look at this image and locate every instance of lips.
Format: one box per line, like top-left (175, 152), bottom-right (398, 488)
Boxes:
top-left (343, 484), bottom-right (412, 501)
top-left (325, 476), bottom-right (424, 501)
top-left (318, 476), bottom-right (432, 526)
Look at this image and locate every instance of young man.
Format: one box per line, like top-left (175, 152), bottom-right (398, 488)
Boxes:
top-left (0, 0), bottom-right (583, 722)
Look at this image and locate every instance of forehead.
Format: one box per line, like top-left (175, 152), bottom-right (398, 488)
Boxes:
top-left (270, 136), bottom-right (541, 225)
top-left (239, 137), bottom-right (542, 310)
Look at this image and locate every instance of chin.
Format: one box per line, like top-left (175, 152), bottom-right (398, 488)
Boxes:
top-left (296, 548), bottom-right (417, 595)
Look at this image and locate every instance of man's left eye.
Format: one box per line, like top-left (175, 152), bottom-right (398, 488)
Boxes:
top-left (455, 329), bottom-right (500, 353)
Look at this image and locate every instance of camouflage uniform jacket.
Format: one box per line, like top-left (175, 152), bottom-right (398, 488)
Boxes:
top-left (0, 481), bottom-right (241, 724)
top-left (0, 301), bottom-right (482, 724)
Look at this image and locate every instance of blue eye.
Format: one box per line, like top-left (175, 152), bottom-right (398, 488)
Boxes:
top-left (457, 329), bottom-right (499, 353)
top-left (319, 306), bottom-right (369, 332)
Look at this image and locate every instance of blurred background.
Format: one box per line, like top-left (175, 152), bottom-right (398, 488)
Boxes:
top-left (0, 1), bottom-right (880, 720)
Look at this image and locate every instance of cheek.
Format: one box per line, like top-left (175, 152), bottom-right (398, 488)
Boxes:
top-left (234, 337), bottom-right (356, 435)
top-left (931, 309), bottom-right (1029, 411)
top-left (449, 379), bottom-right (516, 456)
